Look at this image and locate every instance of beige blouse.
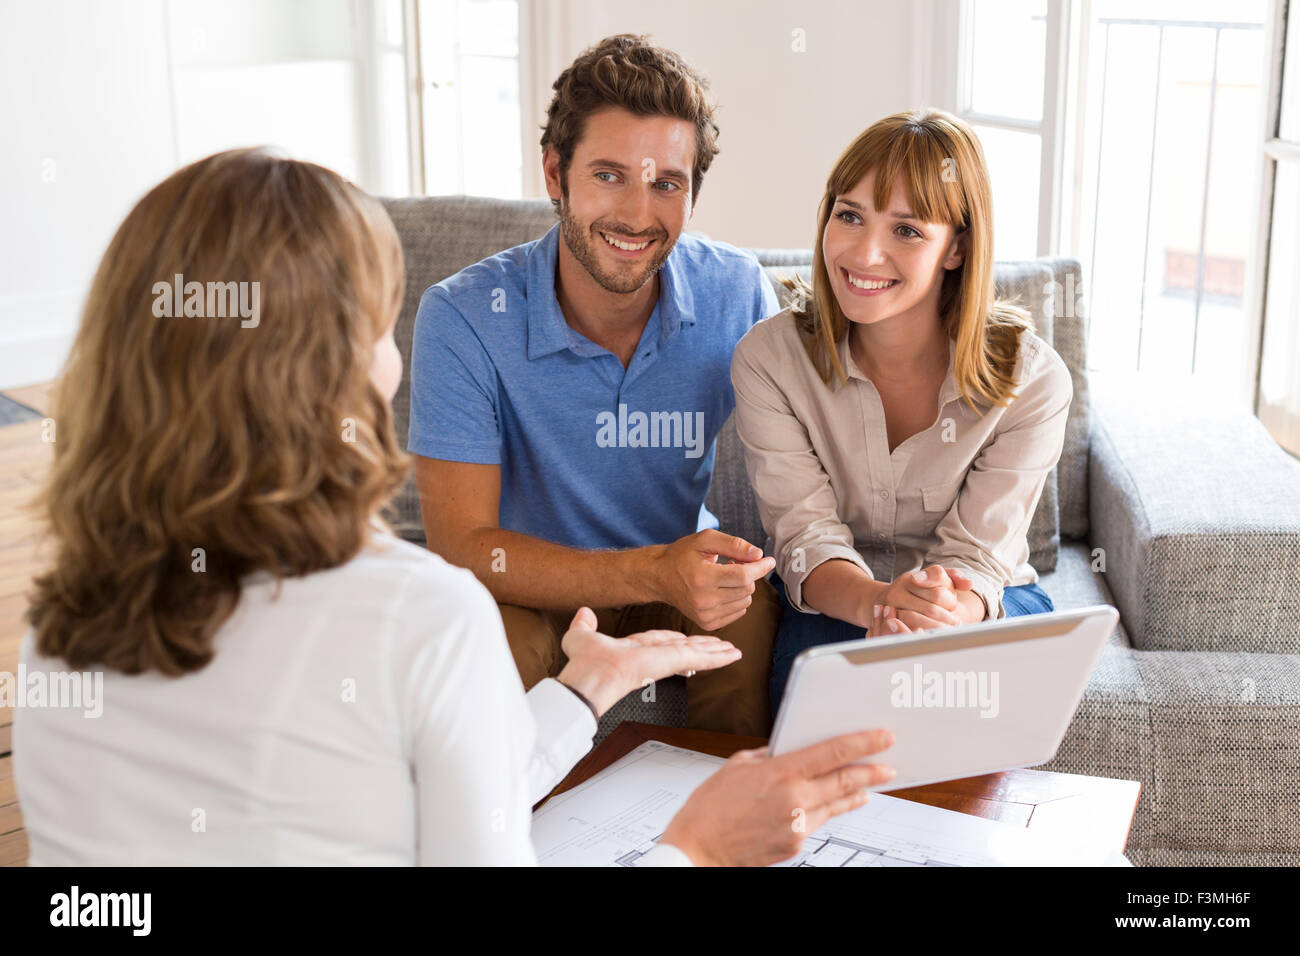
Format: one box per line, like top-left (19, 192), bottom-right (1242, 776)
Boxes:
top-left (730, 309), bottom-right (1073, 621)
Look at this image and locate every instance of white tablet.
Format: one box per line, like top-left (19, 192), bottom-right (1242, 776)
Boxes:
top-left (769, 604), bottom-right (1119, 791)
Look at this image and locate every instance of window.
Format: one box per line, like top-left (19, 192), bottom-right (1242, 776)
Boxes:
top-left (416, 0), bottom-right (522, 197)
top-left (960, 0), bottom-right (1285, 419)
top-left (165, 0), bottom-right (410, 196)
top-left (956, 0), bottom-right (1054, 262)
top-left (1072, 1), bottom-right (1271, 402)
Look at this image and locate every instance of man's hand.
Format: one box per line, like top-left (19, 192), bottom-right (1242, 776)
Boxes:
top-left (555, 608), bottom-right (742, 716)
top-left (649, 530), bottom-right (776, 631)
top-left (868, 565), bottom-right (981, 636)
top-left (660, 729), bottom-right (897, 866)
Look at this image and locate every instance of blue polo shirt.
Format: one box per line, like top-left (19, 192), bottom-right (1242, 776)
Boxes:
top-left (407, 222), bottom-right (779, 550)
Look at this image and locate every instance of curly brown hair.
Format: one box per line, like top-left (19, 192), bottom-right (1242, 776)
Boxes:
top-left (539, 33), bottom-right (720, 212)
top-left (26, 148), bottom-right (410, 676)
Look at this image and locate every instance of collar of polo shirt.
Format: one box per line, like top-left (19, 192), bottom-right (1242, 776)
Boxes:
top-left (523, 223), bottom-right (696, 361)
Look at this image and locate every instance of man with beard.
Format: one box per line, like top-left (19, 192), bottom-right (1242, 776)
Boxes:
top-left (409, 35), bottom-right (781, 735)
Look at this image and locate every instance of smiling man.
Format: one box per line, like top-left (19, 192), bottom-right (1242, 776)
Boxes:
top-left (408, 35), bottom-right (782, 735)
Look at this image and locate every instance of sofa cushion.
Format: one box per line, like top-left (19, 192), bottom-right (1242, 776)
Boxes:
top-left (705, 412), bottom-right (765, 547)
top-left (1088, 373), bottom-right (1300, 654)
top-left (1037, 258), bottom-right (1091, 541)
top-left (994, 260), bottom-right (1062, 573)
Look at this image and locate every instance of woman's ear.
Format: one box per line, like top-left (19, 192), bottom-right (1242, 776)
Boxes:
top-left (943, 228), bottom-right (968, 271)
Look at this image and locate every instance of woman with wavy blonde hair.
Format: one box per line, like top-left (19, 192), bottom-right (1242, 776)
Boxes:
top-left (15, 148), bottom-right (894, 866)
top-left (730, 108), bottom-right (1074, 714)
top-left (26, 148), bottom-right (411, 676)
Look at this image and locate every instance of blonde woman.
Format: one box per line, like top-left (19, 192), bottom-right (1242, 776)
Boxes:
top-left (15, 148), bottom-right (895, 866)
top-left (730, 109), bottom-right (1073, 715)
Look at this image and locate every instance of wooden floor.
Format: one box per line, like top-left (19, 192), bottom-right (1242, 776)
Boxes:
top-left (0, 382), bottom-right (55, 866)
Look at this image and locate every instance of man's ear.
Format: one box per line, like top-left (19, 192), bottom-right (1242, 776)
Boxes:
top-left (542, 146), bottom-right (564, 203)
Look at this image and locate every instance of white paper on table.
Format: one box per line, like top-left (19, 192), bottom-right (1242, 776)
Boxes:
top-left (531, 741), bottom-right (1126, 867)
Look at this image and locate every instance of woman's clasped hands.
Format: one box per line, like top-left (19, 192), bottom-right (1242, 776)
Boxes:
top-left (867, 565), bottom-right (981, 637)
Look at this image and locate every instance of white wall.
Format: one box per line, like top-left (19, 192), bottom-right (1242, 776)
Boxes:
top-left (1, 0), bottom-right (944, 389)
top-left (166, 0), bottom-right (370, 185)
top-left (0, 0), bottom-right (411, 390)
top-left (519, 0), bottom-right (949, 250)
top-left (1, 0), bottom-right (177, 389)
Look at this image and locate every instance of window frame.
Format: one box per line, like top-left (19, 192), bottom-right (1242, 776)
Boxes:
top-left (1254, 0), bottom-right (1298, 442)
top-left (933, 0), bottom-right (1072, 259)
top-left (946, 0), bottom-right (1293, 430)
top-left (409, 0), bottom-right (524, 198)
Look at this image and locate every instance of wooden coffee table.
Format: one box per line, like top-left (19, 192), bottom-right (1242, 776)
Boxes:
top-left (542, 722), bottom-right (1141, 856)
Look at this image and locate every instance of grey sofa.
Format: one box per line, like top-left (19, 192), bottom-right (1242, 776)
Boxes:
top-left (380, 195), bottom-right (1300, 867)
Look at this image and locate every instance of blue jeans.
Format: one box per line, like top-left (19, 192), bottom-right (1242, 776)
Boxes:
top-left (768, 574), bottom-right (1054, 721)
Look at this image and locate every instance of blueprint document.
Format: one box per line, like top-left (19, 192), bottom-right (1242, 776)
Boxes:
top-left (532, 741), bottom-right (1125, 867)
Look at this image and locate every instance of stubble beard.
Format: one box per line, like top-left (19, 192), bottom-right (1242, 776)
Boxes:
top-left (558, 199), bottom-right (672, 295)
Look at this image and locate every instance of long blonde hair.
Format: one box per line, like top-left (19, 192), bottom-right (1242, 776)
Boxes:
top-left (788, 108), bottom-right (1033, 412)
top-left (27, 148), bottom-right (409, 675)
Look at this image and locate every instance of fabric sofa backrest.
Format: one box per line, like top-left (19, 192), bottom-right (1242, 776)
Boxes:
top-left (1035, 257), bottom-right (1091, 542)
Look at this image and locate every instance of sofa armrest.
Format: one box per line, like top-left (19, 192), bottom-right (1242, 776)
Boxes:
top-left (1045, 643), bottom-right (1300, 860)
top-left (1087, 374), bottom-right (1300, 653)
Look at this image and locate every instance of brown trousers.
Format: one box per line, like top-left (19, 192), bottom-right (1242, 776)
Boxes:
top-left (498, 578), bottom-right (780, 737)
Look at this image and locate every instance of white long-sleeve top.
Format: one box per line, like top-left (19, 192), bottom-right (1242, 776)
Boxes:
top-left (14, 533), bottom-right (689, 866)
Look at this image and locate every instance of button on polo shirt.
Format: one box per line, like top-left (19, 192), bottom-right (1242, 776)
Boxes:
top-left (408, 222), bottom-right (780, 551)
